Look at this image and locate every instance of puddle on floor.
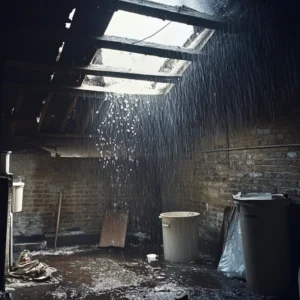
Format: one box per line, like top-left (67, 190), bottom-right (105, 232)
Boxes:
top-left (9, 246), bottom-right (263, 300)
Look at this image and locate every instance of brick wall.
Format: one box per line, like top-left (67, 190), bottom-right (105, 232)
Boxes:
top-left (10, 117), bottom-right (300, 248)
top-left (10, 154), bottom-right (161, 241)
top-left (161, 117), bottom-right (300, 248)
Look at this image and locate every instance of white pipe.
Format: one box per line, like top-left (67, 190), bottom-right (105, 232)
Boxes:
top-left (201, 144), bottom-right (300, 153)
top-left (0, 151), bottom-right (11, 174)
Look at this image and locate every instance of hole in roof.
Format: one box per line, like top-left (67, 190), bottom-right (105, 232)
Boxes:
top-left (101, 50), bottom-right (185, 74)
top-left (105, 11), bottom-right (194, 47)
top-left (84, 4), bottom-right (214, 95)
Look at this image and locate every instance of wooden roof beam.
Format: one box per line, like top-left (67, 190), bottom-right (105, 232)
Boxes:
top-left (7, 30), bottom-right (206, 60)
top-left (6, 61), bottom-right (181, 83)
top-left (91, 35), bottom-right (202, 60)
top-left (60, 96), bottom-right (77, 133)
top-left (116, 0), bottom-right (226, 29)
top-left (4, 83), bottom-right (159, 98)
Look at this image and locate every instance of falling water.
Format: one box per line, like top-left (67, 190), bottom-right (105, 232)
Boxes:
top-left (89, 0), bottom-right (300, 252)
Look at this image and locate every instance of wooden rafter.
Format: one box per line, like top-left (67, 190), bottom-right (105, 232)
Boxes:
top-left (8, 30), bottom-right (204, 60)
top-left (88, 35), bottom-right (202, 60)
top-left (53, 2), bottom-right (114, 92)
top-left (6, 61), bottom-right (181, 83)
top-left (37, 93), bottom-right (52, 133)
top-left (117, 0), bottom-right (226, 29)
top-left (60, 96), bottom-right (77, 133)
top-left (4, 82), bottom-right (163, 97)
top-left (8, 88), bottom-right (24, 136)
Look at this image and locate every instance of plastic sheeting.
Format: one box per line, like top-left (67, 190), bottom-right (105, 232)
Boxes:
top-left (217, 211), bottom-right (245, 279)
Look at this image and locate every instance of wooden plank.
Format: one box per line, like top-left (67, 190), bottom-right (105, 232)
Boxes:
top-left (4, 82), bottom-right (163, 97)
top-left (117, 0), bottom-right (225, 29)
top-left (99, 210), bottom-right (129, 248)
top-left (60, 96), bottom-right (77, 133)
top-left (9, 88), bottom-right (24, 136)
top-left (6, 30), bottom-right (203, 60)
top-left (92, 35), bottom-right (201, 60)
top-left (37, 94), bottom-right (52, 133)
top-left (53, 2), bottom-right (114, 86)
top-left (6, 61), bottom-right (181, 83)
top-left (36, 133), bottom-right (98, 139)
top-left (54, 190), bottom-right (63, 251)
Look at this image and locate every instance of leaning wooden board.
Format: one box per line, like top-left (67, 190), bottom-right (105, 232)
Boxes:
top-left (99, 210), bottom-right (129, 248)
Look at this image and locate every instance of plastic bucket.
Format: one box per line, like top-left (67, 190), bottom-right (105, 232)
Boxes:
top-left (233, 193), bottom-right (290, 296)
top-left (159, 211), bottom-right (199, 262)
top-left (147, 254), bottom-right (158, 263)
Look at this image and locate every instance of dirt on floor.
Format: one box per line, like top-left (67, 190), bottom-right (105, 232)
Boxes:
top-left (7, 246), bottom-right (264, 300)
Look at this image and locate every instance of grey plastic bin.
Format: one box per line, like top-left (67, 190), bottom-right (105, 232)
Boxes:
top-left (233, 193), bottom-right (290, 296)
top-left (159, 212), bottom-right (199, 262)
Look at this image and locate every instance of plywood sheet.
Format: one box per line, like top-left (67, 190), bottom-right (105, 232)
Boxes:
top-left (99, 209), bottom-right (129, 248)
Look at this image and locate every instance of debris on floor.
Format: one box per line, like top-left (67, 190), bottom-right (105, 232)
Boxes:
top-left (9, 246), bottom-right (265, 300)
top-left (124, 262), bottom-right (140, 268)
top-left (8, 250), bottom-right (57, 283)
top-left (147, 253), bottom-right (158, 265)
top-left (128, 232), bottom-right (152, 243)
top-left (175, 292), bottom-right (189, 300)
top-left (30, 245), bottom-right (97, 256)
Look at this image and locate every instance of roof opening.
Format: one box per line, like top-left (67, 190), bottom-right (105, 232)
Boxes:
top-left (83, 6), bottom-right (214, 95)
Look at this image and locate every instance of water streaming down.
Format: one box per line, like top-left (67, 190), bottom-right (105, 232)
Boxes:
top-left (6, 1), bottom-right (300, 300)
top-left (77, 1), bottom-right (300, 297)
top-left (89, 0), bottom-right (300, 238)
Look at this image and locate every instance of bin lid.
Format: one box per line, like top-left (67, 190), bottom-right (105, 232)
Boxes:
top-left (233, 192), bottom-right (286, 201)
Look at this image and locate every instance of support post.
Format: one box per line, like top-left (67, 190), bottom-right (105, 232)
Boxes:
top-left (54, 190), bottom-right (63, 251)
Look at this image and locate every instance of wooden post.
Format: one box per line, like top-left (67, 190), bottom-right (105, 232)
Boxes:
top-left (54, 190), bottom-right (63, 251)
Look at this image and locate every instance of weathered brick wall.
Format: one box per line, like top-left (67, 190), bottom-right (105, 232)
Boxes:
top-left (161, 117), bottom-right (300, 247)
top-left (10, 154), bottom-right (160, 240)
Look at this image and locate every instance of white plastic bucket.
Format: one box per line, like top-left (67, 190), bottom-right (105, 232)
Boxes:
top-left (159, 211), bottom-right (200, 262)
top-left (147, 254), bottom-right (158, 263)
top-left (12, 180), bottom-right (25, 213)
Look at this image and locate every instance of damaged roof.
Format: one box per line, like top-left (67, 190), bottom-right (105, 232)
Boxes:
top-left (1, 0), bottom-right (231, 139)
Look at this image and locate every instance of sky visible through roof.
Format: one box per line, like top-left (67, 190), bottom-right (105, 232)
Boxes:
top-left (83, 0), bottom-right (214, 95)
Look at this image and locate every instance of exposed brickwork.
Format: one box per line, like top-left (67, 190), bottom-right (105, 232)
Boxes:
top-left (10, 154), bottom-right (160, 240)
top-left (10, 119), bottom-right (300, 247)
top-left (161, 117), bottom-right (300, 245)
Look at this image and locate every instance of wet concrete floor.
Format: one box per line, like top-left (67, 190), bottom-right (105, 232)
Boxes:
top-left (8, 246), bottom-right (263, 300)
